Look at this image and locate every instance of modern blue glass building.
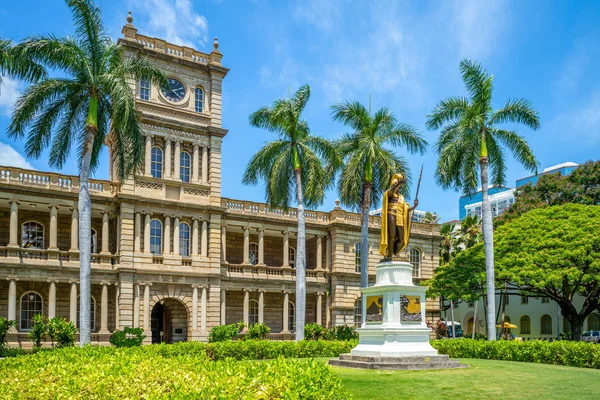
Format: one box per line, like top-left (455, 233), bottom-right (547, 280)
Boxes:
top-left (516, 162), bottom-right (580, 188)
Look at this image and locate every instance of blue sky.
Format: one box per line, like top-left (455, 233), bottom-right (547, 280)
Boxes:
top-left (0, 0), bottom-right (599, 222)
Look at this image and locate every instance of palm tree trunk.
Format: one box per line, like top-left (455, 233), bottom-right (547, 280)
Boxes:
top-left (360, 182), bottom-right (372, 290)
top-left (480, 151), bottom-right (496, 341)
top-left (450, 300), bottom-right (456, 338)
top-left (472, 300), bottom-right (478, 339)
top-left (500, 289), bottom-right (506, 340)
top-left (79, 94), bottom-right (98, 346)
top-left (294, 168), bottom-right (306, 341)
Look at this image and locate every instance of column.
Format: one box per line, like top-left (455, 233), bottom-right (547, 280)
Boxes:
top-left (316, 235), bottom-right (322, 270)
top-left (69, 281), bottom-right (77, 323)
top-left (281, 291), bottom-right (290, 333)
top-left (258, 228), bottom-right (264, 265)
top-left (100, 282), bottom-right (109, 333)
top-left (201, 220), bottom-right (208, 258)
top-left (163, 215), bottom-right (171, 255)
top-left (258, 290), bottom-right (264, 324)
top-left (192, 144), bottom-right (199, 182)
top-left (101, 211), bottom-right (110, 254)
top-left (115, 283), bottom-right (120, 329)
top-left (220, 289), bottom-right (226, 324)
top-left (201, 146), bottom-right (208, 184)
top-left (134, 212), bottom-right (141, 252)
top-left (8, 201), bottom-right (18, 247)
top-left (143, 214), bottom-right (151, 254)
top-left (144, 135), bottom-right (152, 175)
top-left (48, 280), bottom-right (57, 319)
top-left (221, 226), bottom-right (227, 262)
top-left (133, 284), bottom-right (140, 328)
top-left (164, 139), bottom-right (172, 178)
top-left (192, 219), bottom-right (199, 256)
top-left (242, 289), bottom-right (250, 327)
top-left (192, 285), bottom-right (199, 331)
top-left (69, 208), bottom-right (78, 252)
top-left (316, 292), bottom-right (323, 326)
top-left (201, 286), bottom-right (207, 333)
top-left (325, 234), bottom-right (331, 271)
top-left (174, 141), bottom-right (181, 180)
top-left (7, 278), bottom-right (17, 323)
top-left (283, 231), bottom-right (289, 267)
top-left (173, 217), bottom-right (180, 256)
top-left (242, 227), bottom-right (249, 264)
top-left (49, 205), bottom-right (58, 250)
top-left (143, 284), bottom-right (150, 332)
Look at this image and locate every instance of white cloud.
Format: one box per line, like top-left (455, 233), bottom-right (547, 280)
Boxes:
top-left (552, 92), bottom-right (600, 144)
top-left (293, 0), bottom-right (341, 33)
top-left (0, 142), bottom-right (33, 169)
top-left (128, 0), bottom-right (209, 48)
top-left (0, 77), bottom-right (22, 116)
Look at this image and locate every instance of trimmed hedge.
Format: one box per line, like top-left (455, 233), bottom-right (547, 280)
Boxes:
top-left (432, 338), bottom-right (600, 369)
top-left (0, 345), bottom-right (347, 399)
top-left (206, 339), bottom-right (357, 360)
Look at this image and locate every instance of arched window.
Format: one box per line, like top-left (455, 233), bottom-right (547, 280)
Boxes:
top-left (249, 299), bottom-right (259, 325)
top-left (541, 315), bottom-right (552, 335)
top-left (354, 243), bottom-right (361, 273)
top-left (195, 87), bottom-right (204, 113)
top-left (91, 228), bottom-right (98, 254)
top-left (139, 76), bottom-right (150, 101)
top-left (520, 316), bottom-right (531, 334)
top-left (150, 147), bottom-right (163, 178)
top-left (150, 219), bottom-right (162, 255)
top-left (22, 221), bottom-right (44, 249)
top-left (179, 222), bottom-right (191, 257)
top-left (249, 242), bottom-right (259, 265)
top-left (20, 292), bottom-right (43, 330)
top-left (467, 317), bottom-right (474, 335)
top-left (180, 151), bottom-right (191, 183)
top-left (410, 248), bottom-right (421, 278)
top-left (588, 314), bottom-right (600, 331)
top-left (288, 302), bottom-right (296, 332)
top-left (77, 296), bottom-right (96, 332)
top-left (354, 298), bottom-right (362, 328)
top-left (288, 246), bottom-right (296, 268)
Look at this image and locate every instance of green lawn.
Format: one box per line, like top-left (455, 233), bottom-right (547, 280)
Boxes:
top-left (327, 358), bottom-right (600, 400)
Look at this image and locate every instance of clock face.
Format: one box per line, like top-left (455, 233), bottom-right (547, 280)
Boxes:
top-left (161, 78), bottom-right (186, 102)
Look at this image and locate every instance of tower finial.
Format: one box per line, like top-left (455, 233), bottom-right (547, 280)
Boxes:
top-left (126, 11), bottom-right (133, 25)
top-left (213, 37), bottom-right (219, 50)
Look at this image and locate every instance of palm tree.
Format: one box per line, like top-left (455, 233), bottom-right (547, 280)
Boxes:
top-left (8, 0), bottom-right (166, 345)
top-left (426, 59), bottom-right (539, 340)
top-left (457, 215), bottom-right (482, 249)
top-left (439, 222), bottom-right (456, 265)
top-left (243, 84), bottom-right (337, 341)
top-left (0, 39), bottom-right (46, 85)
top-left (331, 101), bottom-right (427, 289)
top-left (422, 211), bottom-right (441, 224)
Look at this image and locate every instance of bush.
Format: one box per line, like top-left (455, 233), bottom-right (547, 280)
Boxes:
top-left (304, 323), bottom-right (326, 340)
top-left (0, 345), bottom-right (347, 399)
top-left (0, 317), bottom-right (17, 348)
top-left (28, 314), bottom-right (47, 348)
top-left (328, 325), bottom-right (358, 341)
top-left (246, 323), bottom-right (271, 340)
top-left (47, 317), bottom-right (77, 348)
top-left (109, 327), bottom-right (145, 348)
top-left (432, 338), bottom-right (600, 369)
top-left (208, 322), bottom-right (245, 342)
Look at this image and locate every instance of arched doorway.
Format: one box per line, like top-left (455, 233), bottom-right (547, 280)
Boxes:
top-left (151, 298), bottom-right (189, 344)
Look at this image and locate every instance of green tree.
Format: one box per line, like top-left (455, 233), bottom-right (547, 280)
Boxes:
top-left (8, 0), bottom-right (165, 345)
top-left (331, 101), bottom-right (427, 289)
top-left (422, 211), bottom-right (441, 224)
top-left (244, 84), bottom-right (337, 341)
top-left (426, 59), bottom-right (539, 340)
top-left (439, 222), bottom-right (456, 265)
top-left (0, 38), bottom-right (45, 85)
top-left (456, 215), bottom-right (482, 249)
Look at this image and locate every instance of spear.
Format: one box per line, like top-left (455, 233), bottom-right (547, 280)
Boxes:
top-left (411, 164), bottom-right (424, 221)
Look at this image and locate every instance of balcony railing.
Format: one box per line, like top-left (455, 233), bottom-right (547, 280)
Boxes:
top-left (0, 246), bottom-right (116, 266)
top-left (222, 263), bottom-right (326, 283)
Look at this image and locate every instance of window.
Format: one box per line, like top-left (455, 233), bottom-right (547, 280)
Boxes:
top-left (140, 77), bottom-right (150, 100)
top-left (588, 314), bottom-right (600, 331)
top-left (150, 147), bottom-right (163, 178)
top-left (520, 316), bottom-right (531, 334)
top-left (77, 296), bottom-right (96, 332)
top-left (467, 317), bottom-right (474, 334)
top-left (354, 298), bottom-right (362, 328)
top-left (354, 243), bottom-right (361, 273)
top-left (179, 222), bottom-right (190, 257)
top-left (541, 297), bottom-right (550, 304)
top-left (22, 221), bottom-right (44, 249)
top-left (288, 302), bottom-right (295, 332)
top-left (91, 228), bottom-right (98, 254)
top-left (20, 292), bottom-right (43, 330)
top-left (249, 242), bottom-right (258, 265)
top-left (150, 219), bottom-right (162, 255)
top-left (541, 315), bottom-right (552, 334)
top-left (249, 299), bottom-right (259, 325)
top-left (288, 246), bottom-right (296, 268)
top-left (410, 248), bottom-right (421, 278)
top-left (180, 151), bottom-right (191, 183)
top-left (521, 296), bottom-right (528, 304)
top-left (194, 87), bottom-right (204, 112)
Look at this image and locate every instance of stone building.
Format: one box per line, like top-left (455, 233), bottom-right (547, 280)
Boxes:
top-left (0, 15), bottom-right (441, 345)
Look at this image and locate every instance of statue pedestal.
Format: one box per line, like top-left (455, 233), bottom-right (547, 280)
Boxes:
top-left (329, 260), bottom-right (467, 370)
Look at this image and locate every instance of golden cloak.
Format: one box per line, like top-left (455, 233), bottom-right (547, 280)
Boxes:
top-left (379, 190), bottom-right (411, 257)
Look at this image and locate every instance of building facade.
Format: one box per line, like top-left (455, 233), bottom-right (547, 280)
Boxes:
top-left (0, 17), bottom-right (441, 346)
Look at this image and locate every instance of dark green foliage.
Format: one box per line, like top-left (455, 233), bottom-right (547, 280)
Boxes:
top-left (28, 314), bottom-right (47, 348)
top-left (109, 327), bottom-right (145, 347)
top-left (304, 323), bottom-right (326, 340)
top-left (47, 317), bottom-right (77, 348)
top-left (246, 323), bottom-right (271, 340)
top-left (432, 338), bottom-right (600, 369)
top-left (0, 317), bottom-right (17, 348)
top-left (208, 322), bottom-right (245, 343)
top-left (327, 325), bottom-right (359, 341)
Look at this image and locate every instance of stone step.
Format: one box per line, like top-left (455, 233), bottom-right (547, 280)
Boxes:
top-left (339, 354), bottom-right (451, 364)
top-left (329, 356), bottom-right (469, 371)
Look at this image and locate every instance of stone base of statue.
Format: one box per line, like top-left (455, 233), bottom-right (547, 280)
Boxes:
top-left (329, 259), bottom-right (467, 370)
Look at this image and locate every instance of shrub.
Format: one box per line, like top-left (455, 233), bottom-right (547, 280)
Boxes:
top-left (208, 322), bottom-right (245, 342)
top-left (304, 323), bottom-right (326, 340)
top-left (47, 317), bottom-right (77, 348)
top-left (329, 325), bottom-right (358, 341)
top-left (109, 327), bottom-right (145, 347)
top-left (246, 323), bottom-right (271, 340)
top-left (28, 314), bottom-right (47, 348)
top-left (432, 338), bottom-right (600, 369)
top-left (0, 317), bottom-right (17, 348)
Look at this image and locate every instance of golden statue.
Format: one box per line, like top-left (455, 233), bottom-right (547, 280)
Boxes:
top-left (379, 173), bottom-right (419, 258)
